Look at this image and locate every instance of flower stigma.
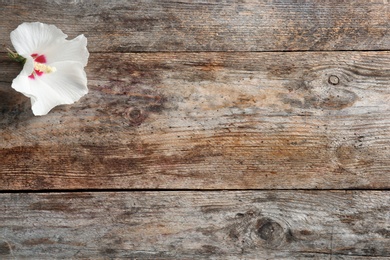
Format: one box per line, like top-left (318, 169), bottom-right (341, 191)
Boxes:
top-left (34, 62), bottom-right (57, 74)
top-left (28, 54), bottom-right (57, 79)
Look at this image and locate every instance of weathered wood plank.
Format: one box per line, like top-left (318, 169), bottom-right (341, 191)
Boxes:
top-left (0, 191), bottom-right (389, 259)
top-left (1, 51), bottom-right (390, 190)
top-left (1, 0), bottom-right (389, 52)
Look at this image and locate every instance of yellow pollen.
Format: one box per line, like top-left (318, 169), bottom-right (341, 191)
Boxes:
top-left (34, 62), bottom-right (57, 74)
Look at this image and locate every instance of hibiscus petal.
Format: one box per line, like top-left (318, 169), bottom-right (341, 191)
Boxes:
top-left (43, 34), bottom-right (89, 66)
top-left (42, 61), bottom-right (88, 101)
top-left (10, 22), bottom-right (67, 57)
top-left (11, 56), bottom-right (35, 97)
top-left (12, 61), bottom-right (88, 116)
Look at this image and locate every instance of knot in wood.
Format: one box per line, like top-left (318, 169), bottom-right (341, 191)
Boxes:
top-left (257, 219), bottom-right (283, 241)
top-left (328, 75), bottom-right (340, 85)
top-left (129, 108), bottom-right (141, 119)
top-left (125, 107), bottom-right (146, 126)
top-left (256, 218), bottom-right (289, 248)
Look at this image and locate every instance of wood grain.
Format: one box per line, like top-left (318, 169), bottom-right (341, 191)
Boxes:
top-left (1, 0), bottom-right (389, 52)
top-left (0, 191), bottom-right (389, 259)
top-left (1, 51), bottom-right (390, 190)
top-left (1, 1), bottom-right (389, 259)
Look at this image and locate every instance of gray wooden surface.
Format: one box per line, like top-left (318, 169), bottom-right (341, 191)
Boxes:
top-left (1, 191), bottom-right (389, 259)
top-left (1, 0), bottom-right (390, 52)
top-left (0, 0), bottom-right (389, 259)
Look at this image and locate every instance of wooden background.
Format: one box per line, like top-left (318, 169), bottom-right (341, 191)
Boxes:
top-left (1, 0), bottom-right (389, 259)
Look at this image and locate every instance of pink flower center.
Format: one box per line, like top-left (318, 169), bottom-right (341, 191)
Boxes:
top-left (28, 53), bottom-right (47, 80)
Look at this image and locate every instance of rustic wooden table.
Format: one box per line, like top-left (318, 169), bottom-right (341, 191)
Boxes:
top-left (1, 1), bottom-right (390, 259)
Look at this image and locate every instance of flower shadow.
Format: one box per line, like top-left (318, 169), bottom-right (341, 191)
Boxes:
top-left (0, 58), bottom-right (34, 128)
top-left (0, 82), bottom-right (34, 127)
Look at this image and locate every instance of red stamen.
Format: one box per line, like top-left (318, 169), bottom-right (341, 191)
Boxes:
top-left (35, 70), bottom-right (44, 76)
top-left (28, 69), bottom-right (45, 80)
top-left (34, 55), bottom-right (46, 63)
top-left (31, 53), bottom-right (46, 63)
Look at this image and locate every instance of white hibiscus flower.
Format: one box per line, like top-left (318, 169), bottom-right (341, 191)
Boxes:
top-left (9, 22), bottom-right (89, 116)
